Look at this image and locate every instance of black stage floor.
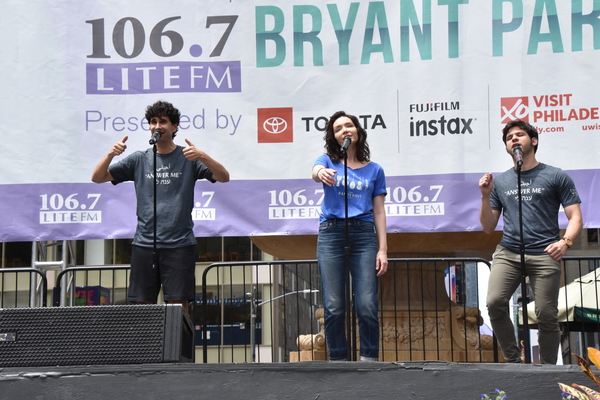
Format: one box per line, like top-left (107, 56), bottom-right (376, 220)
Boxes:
top-left (0, 361), bottom-right (593, 399)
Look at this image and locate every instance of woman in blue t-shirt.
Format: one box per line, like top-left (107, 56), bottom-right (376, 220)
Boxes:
top-left (312, 110), bottom-right (388, 362)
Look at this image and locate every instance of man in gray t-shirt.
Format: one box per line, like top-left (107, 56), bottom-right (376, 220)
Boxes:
top-left (92, 101), bottom-right (230, 310)
top-left (478, 119), bottom-right (582, 364)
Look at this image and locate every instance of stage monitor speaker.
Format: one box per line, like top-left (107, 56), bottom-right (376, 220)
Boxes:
top-left (0, 304), bottom-right (194, 367)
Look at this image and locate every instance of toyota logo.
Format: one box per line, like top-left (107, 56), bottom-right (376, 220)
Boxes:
top-left (263, 117), bottom-right (288, 134)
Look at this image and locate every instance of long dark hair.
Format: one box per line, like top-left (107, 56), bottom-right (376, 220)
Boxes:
top-left (323, 111), bottom-right (371, 162)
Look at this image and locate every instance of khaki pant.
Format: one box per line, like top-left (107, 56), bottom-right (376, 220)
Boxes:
top-left (486, 245), bottom-right (561, 364)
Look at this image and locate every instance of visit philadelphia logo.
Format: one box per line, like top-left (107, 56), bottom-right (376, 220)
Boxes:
top-left (408, 101), bottom-right (474, 137)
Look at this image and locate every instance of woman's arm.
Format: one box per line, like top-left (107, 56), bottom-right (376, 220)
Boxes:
top-left (312, 164), bottom-right (337, 186)
top-left (373, 194), bottom-right (388, 277)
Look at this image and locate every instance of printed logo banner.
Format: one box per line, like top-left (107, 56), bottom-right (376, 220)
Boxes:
top-left (1, 0), bottom-right (599, 241)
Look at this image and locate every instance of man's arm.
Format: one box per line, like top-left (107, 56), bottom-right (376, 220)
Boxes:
top-left (183, 139), bottom-right (230, 183)
top-left (91, 136), bottom-right (128, 183)
top-left (563, 203), bottom-right (584, 242)
top-left (479, 173), bottom-right (501, 234)
top-left (544, 203), bottom-right (583, 261)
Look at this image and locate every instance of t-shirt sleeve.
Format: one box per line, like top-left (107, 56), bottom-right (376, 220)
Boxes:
top-left (373, 165), bottom-right (387, 198)
top-left (195, 161), bottom-right (216, 183)
top-left (489, 181), bottom-right (502, 211)
top-left (314, 154), bottom-right (330, 168)
top-left (108, 153), bottom-right (138, 185)
top-left (556, 170), bottom-right (581, 207)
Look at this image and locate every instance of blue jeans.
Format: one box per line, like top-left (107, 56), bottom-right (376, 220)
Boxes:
top-left (317, 219), bottom-right (379, 360)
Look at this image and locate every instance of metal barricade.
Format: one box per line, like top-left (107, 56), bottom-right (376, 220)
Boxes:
top-left (200, 260), bottom-right (322, 363)
top-left (380, 258), bottom-right (496, 363)
top-left (54, 265), bottom-right (131, 307)
top-left (200, 258), bottom-right (499, 364)
top-left (555, 256), bottom-right (600, 364)
top-left (0, 268), bottom-right (48, 308)
top-left (2, 255), bottom-right (599, 366)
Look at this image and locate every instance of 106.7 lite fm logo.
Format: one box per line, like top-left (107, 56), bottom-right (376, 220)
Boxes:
top-left (408, 101), bottom-right (474, 137)
top-left (85, 16), bottom-right (241, 94)
top-left (266, 183), bottom-right (446, 220)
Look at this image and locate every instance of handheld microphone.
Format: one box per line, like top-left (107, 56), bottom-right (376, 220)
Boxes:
top-left (149, 129), bottom-right (163, 145)
top-left (340, 136), bottom-right (352, 153)
top-left (513, 145), bottom-right (523, 167)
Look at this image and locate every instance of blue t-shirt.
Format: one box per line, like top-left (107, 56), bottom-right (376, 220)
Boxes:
top-left (314, 155), bottom-right (387, 223)
top-left (109, 145), bottom-right (214, 248)
top-left (490, 163), bottom-right (581, 254)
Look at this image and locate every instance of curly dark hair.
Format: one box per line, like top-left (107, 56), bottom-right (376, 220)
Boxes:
top-left (502, 119), bottom-right (538, 153)
top-left (145, 100), bottom-right (181, 138)
top-left (324, 111), bottom-right (371, 162)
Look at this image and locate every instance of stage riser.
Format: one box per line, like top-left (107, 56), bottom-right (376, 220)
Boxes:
top-left (0, 362), bottom-right (590, 400)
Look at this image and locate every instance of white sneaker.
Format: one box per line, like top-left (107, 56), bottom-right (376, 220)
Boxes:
top-left (360, 355), bottom-right (378, 362)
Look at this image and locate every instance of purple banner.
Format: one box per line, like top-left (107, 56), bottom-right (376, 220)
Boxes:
top-left (1, 169), bottom-right (598, 242)
top-left (86, 61), bottom-right (241, 94)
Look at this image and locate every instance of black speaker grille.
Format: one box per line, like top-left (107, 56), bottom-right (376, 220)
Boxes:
top-left (0, 305), bottom-right (169, 367)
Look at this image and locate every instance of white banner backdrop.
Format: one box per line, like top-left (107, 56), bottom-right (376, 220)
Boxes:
top-left (1, 0), bottom-right (600, 241)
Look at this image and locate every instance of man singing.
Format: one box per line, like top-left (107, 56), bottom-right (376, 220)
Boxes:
top-left (92, 100), bottom-right (230, 311)
top-left (478, 119), bottom-right (582, 364)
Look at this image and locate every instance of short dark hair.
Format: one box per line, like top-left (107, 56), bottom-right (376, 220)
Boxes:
top-left (324, 111), bottom-right (371, 162)
top-left (145, 101), bottom-right (181, 138)
top-left (502, 119), bottom-right (539, 153)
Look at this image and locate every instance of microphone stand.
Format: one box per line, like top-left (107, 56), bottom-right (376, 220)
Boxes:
top-left (342, 147), bottom-right (355, 361)
top-left (516, 162), bottom-right (531, 363)
top-left (152, 141), bottom-right (159, 286)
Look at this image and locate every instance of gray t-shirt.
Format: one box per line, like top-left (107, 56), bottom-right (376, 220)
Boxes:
top-left (109, 145), bottom-right (214, 248)
top-left (490, 163), bottom-right (581, 254)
